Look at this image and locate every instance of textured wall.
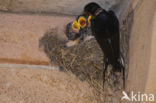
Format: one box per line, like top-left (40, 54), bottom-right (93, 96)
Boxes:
top-left (0, 0), bottom-right (131, 21)
top-left (126, 1), bottom-right (156, 103)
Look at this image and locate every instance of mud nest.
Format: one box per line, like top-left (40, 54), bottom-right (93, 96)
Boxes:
top-left (39, 29), bottom-right (104, 82)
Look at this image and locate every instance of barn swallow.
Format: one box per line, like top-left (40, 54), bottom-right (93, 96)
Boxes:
top-left (83, 2), bottom-right (125, 88)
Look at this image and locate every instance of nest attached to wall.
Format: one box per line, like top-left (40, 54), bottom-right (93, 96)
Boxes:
top-left (38, 8), bottom-right (132, 100)
top-left (39, 29), bottom-right (104, 82)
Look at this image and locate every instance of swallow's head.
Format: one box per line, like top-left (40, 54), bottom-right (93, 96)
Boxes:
top-left (83, 2), bottom-right (101, 16)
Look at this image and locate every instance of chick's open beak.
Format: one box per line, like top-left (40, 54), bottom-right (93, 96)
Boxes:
top-left (72, 20), bottom-right (80, 30)
top-left (78, 16), bottom-right (87, 29)
top-left (88, 15), bottom-right (92, 22)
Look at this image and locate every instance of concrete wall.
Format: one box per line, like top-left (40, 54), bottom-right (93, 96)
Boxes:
top-left (126, 0), bottom-right (156, 102)
top-left (0, 0), bottom-right (131, 22)
top-left (0, 0), bottom-right (120, 15)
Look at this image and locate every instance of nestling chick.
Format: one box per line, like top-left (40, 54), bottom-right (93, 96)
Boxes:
top-left (65, 15), bottom-right (93, 47)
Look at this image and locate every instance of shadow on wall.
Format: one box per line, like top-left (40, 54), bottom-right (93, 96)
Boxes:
top-left (120, 8), bottom-right (134, 79)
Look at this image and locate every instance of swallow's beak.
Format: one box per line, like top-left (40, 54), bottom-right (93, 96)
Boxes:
top-left (72, 20), bottom-right (80, 30)
top-left (78, 16), bottom-right (87, 29)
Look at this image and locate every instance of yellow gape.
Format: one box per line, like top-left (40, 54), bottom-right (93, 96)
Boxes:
top-left (88, 15), bottom-right (92, 22)
top-left (72, 20), bottom-right (80, 30)
top-left (78, 16), bottom-right (87, 29)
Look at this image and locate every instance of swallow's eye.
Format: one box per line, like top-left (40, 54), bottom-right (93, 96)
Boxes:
top-left (78, 16), bottom-right (86, 28)
top-left (72, 21), bottom-right (80, 30)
